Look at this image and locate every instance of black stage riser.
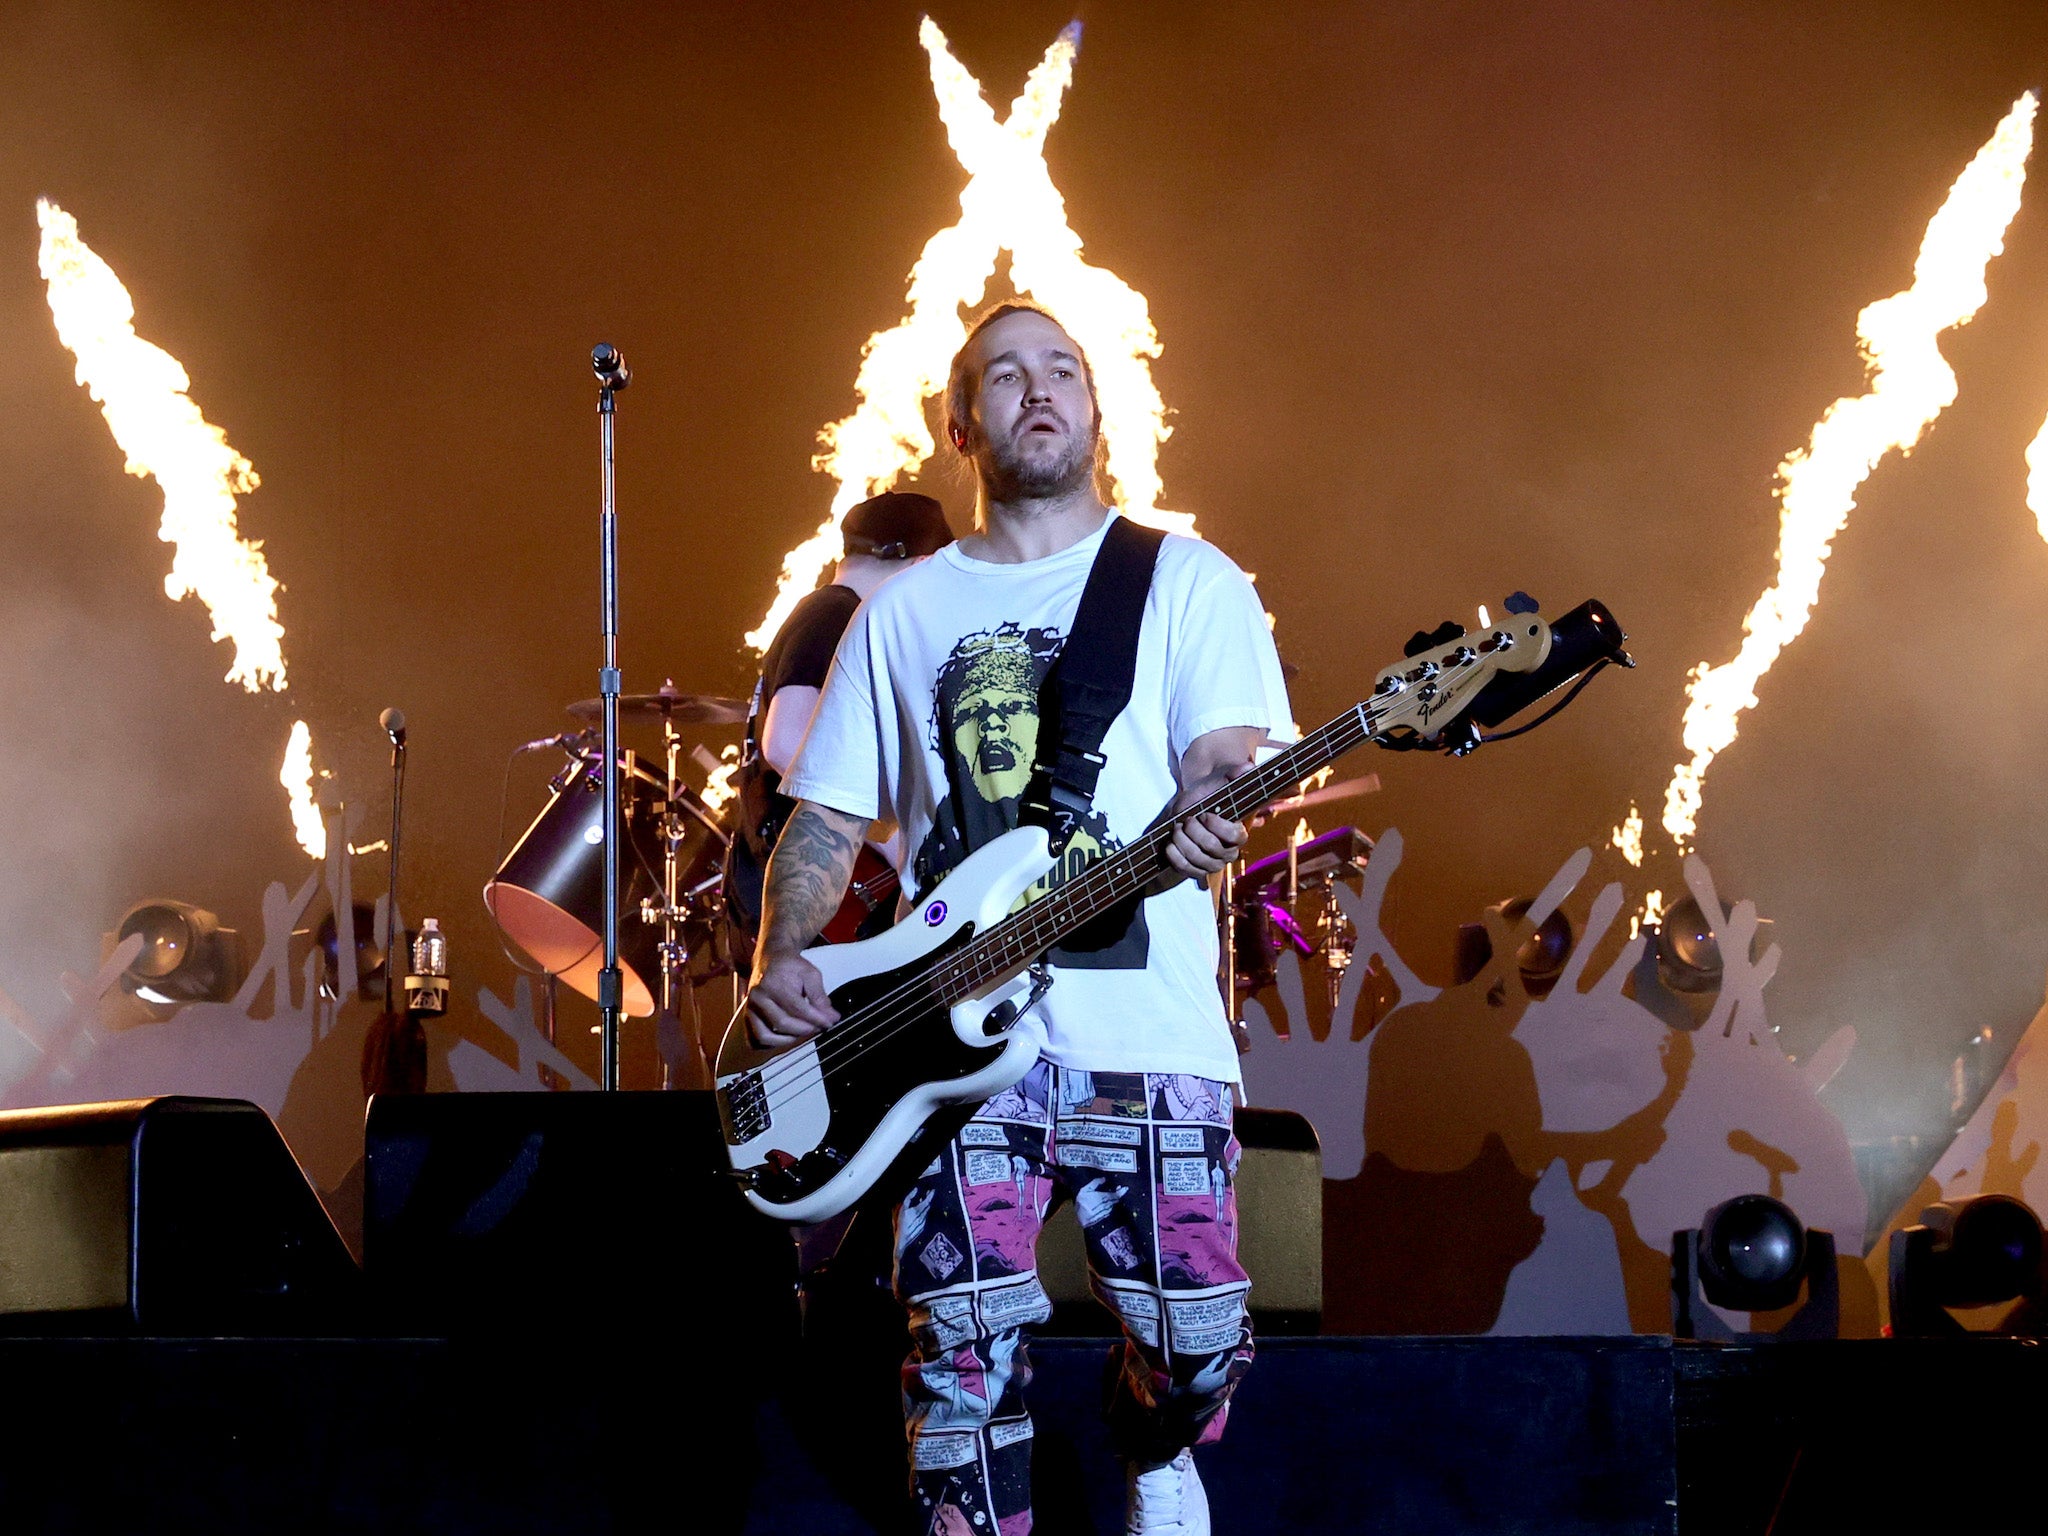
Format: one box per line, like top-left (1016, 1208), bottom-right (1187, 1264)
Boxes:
top-left (1, 1336), bottom-right (2043, 1534)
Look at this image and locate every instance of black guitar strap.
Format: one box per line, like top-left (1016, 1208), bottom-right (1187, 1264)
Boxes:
top-left (1024, 515), bottom-right (1166, 850)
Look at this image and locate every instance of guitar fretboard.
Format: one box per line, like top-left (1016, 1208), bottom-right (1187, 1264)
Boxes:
top-left (927, 698), bottom-right (1382, 1004)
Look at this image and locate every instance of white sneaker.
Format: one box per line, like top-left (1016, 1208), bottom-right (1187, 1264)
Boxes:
top-left (1125, 1447), bottom-right (1210, 1535)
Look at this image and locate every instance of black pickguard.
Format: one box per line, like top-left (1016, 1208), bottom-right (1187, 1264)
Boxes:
top-left (746, 925), bottom-right (1010, 1210)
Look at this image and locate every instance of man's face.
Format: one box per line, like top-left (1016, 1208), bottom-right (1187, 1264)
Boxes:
top-left (961, 310), bottom-right (1098, 500)
top-left (952, 674), bottom-right (1039, 802)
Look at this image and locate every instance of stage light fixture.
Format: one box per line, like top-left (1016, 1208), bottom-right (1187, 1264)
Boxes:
top-left (1502, 898), bottom-right (1573, 998)
top-left (1629, 898), bottom-right (1775, 1031)
top-left (1888, 1194), bottom-right (2046, 1337)
top-left (315, 902), bottom-right (389, 1002)
top-left (115, 900), bottom-right (244, 1006)
top-left (1673, 1194), bottom-right (1839, 1341)
top-left (1451, 897), bottom-right (1575, 998)
top-left (1655, 894), bottom-right (1721, 994)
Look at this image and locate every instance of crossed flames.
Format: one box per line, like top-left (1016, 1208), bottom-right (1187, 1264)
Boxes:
top-left (28, 27), bottom-right (2048, 880)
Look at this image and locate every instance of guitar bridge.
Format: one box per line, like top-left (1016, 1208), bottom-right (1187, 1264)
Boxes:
top-left (720, 1070), bottom-right (771, 1142)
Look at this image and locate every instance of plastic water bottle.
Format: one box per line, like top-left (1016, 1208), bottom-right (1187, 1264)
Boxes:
top-left (412, 918), bottom-right (447, 978)
top-left (405, 917), bottom-right (450, 1016)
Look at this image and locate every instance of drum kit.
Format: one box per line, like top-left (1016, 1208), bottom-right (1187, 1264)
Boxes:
top-left (484, 685), bottom-right (1391, 1075)
top-left (1222, 773), bottom-right (1385, 1047)
top-left (484, 681), bottom-right (747, 1085)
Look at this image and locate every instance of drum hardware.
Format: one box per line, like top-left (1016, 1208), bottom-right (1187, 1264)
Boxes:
top-left (1222, 825), bottom-right (1376, 1042)
top-left (1315, 881), bottom-right (1357, 1007)
top-left (566, 680), bottom-right (748, 726)
top-left (487, 675), bottom-right (743, 1090)
top-left (649, 699), bottom-right (733, 1090)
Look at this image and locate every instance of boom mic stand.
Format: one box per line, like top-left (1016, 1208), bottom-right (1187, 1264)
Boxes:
top-left (379, 706), bottom-right (408, 1017)
top-left (592, 342), bottom-right (630, 1091)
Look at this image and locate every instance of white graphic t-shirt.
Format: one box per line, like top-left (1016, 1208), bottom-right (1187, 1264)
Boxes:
top-left (783, 516), bottom-right (1293, 1085)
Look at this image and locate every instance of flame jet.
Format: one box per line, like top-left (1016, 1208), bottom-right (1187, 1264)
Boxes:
top-left (281, 721), bottom-right (327, 861)
top-left (1661, 92), bottom-right (2038, 849)
top-left (38, 200), bottom-right (287, 693)
top-left (2028, 407), bottom-right (2048, 545)
top-left (38, 199), bottom-right (325, 856)
top-left (745, 18), bottom-right (1186, 654)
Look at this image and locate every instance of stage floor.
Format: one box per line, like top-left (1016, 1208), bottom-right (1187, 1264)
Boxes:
top-left (0, 1333), bottom-right (2040, 1533)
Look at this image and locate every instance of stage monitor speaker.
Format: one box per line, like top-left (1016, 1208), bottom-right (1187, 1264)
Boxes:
top-left (1039, 1105), bottom-right (1323, 1334)
top-left (0, 1096), bottom-right (360, 1333)
top-left (363, 1090), bottom-right (797, 1338)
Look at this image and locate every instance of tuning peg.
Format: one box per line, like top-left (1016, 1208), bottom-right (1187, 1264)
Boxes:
top-left (1403, 619), bottom-right (1467, 658)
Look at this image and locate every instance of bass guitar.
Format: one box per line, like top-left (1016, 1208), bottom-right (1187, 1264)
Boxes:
top-left (716, 596), bottom-right (1626, 1221)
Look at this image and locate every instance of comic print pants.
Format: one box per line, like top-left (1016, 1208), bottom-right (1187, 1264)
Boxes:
top-left (892, 1059), bottom-right (1255, 1536)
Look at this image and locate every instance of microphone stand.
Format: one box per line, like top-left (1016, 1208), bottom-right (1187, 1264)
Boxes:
top-left (360, 706), bottom-right (418, 1100)
top-left (593, 344), bottom-right (629, 1091)
top-left (383, 718), bottom-right (407, 1018)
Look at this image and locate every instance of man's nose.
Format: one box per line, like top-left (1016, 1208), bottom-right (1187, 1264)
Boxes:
top-left (1022, 372), bottom-right (1053, 405)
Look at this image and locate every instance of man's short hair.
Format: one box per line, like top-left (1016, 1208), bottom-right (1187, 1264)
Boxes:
top-left (841, 491), bottom-right (954, 559)
top-left (942, 301), bottom-right (1099, 451)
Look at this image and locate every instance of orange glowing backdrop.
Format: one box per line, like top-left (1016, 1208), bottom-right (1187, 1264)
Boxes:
top-left (0, 2), bottom-right (2042, 1145)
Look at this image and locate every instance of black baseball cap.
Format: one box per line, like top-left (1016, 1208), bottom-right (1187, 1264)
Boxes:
top-left (842, 492), bottom-right (953, 559)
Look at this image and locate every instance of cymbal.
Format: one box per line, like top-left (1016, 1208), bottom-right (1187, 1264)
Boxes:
top-left (1261, 772), bottom-right (1382, 817)
top-left (566, 681), bottom-right (748, 726)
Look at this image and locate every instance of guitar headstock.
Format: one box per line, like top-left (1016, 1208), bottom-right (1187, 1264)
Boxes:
top-left (1368, 598), bottom-right (1553, 749)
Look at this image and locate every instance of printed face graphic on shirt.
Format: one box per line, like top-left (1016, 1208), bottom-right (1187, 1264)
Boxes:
top-left (916, 621), bottom-right (1148, 972)
top-left (948, 636), bottom-right (1041, 803)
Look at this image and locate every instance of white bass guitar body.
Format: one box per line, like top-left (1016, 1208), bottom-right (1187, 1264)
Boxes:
top-left (715, 826), bottom-right (1056, 1222)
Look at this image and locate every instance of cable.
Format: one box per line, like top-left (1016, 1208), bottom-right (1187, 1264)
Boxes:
top-left (1477, 660), bottom-right (1613, 744)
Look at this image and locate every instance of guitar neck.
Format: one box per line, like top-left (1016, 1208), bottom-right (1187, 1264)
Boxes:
top-left (933, 702), bottom-right (1377, 1003)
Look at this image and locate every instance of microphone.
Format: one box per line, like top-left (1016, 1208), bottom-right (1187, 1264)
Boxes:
top-left (379, 707), bottom-right (408, 748)
top-left (516, 729), bottom-right (590, 755)
top-left (592, 343), bottom-right (631, 391)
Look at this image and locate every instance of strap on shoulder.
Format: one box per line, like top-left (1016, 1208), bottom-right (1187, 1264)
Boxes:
top-left (1025, 516), bottom-right (1166, 839)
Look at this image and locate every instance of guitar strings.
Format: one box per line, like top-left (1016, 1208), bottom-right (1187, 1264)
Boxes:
top-left (739, 681), bottom-right (1426, 1119)
top-left (742, 704), bottom-right (1375, 1105)
top-left (737, 687), bottom-right (1410, 1118)
top-left (738, 698), bottom-right (1380, 1114)
top-left (739, 630), bottom-right (1521, 1118)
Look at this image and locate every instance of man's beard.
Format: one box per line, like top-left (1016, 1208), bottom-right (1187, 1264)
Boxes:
top-left (978, 417), bottom-right (1097, 502)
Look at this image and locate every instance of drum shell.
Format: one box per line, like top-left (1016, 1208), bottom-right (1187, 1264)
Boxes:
top-left (484, 759), bottom-right (669, 1017)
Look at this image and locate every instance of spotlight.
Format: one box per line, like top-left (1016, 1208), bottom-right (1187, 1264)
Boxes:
top-left (314, 902), bottom-right (389, 1002)
top-left (1629, 898), bottom-right (1774, 1031)
top-left (1502, 898), bottom-right (1573, 997)
top-left (115, 900), bottom-right (244, 1006)
top-left (1888, 1195), bottom-right (2046, 1337)
top-left (1673, 1194), bottom-right (1839, 1341)
top-left (1655, 894), bottom-right (1722, 994)
top-left (1450, 898), bottom-right (1574, 998)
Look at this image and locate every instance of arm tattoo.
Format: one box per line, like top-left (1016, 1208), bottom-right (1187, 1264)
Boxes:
top-left (760, 801), bottom-right (869, 956)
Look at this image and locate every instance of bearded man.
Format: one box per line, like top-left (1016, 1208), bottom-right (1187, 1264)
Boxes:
top-left (747, 303), bottom-right (1291, 1536)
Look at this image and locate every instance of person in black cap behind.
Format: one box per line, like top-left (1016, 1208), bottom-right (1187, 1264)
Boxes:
top-left (724, 491), bottom-right (953, 955)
